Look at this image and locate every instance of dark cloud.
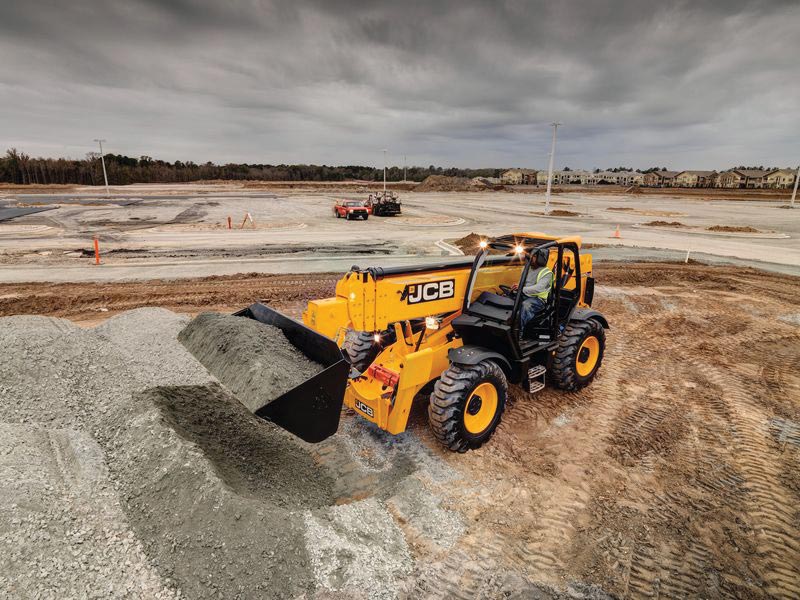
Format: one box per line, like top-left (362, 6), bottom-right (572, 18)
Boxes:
top-left (1, 0), bottom-right (797, 169)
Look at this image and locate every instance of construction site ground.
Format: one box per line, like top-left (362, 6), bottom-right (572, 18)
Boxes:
top-left (1, 260), bottom-right (799, 599)
top-left (1, 183), bottom-right (798, 283)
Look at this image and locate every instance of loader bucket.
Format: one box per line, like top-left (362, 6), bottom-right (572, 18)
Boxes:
top-left (183, 302), bottom-right (349, 443)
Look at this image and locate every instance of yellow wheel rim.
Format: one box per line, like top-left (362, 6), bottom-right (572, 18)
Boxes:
top-left (464, 382), bottom-right (498, 434)
top-left (576, 336), bottom-right (600, 377)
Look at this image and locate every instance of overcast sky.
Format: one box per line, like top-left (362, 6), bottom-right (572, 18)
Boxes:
top-left (1, 0), bottom-right (797, 170)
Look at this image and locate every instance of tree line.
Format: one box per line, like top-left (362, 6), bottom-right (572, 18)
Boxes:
top-left (0, 149), bottom-right (501, 186)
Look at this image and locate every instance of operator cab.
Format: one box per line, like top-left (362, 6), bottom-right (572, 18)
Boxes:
top-left (452, 234), bottom-right (583, 362)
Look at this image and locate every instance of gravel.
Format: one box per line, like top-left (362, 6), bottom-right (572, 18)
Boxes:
top-left (0, 424), bottom-right (176, 600)
top-left (304, 498), bottom-right (412, 599)
top-left (178, 312), bottom-right (324, 412)
top-left (386, 477), bottom-right (465, 550)
top-left (0, 308), bottom-right (458, 599)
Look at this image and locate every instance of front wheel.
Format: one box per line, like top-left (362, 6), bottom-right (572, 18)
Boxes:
top-left (341, 330), bottom-right (380, 373)
top-left (428, 360), bottom-right (508, 452)
top-left (550, 319), bottom-right (606, 391)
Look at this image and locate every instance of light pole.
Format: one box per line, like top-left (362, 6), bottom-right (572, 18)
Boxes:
top-left (403, 154), bottom-right (407, 183)
top-left (94, 139), bottom-right (110, 195)
top-left (791, 165), bottom-right (799, 209)
top-left (544, 123), bottom-right (561, 215)
top-left (382, 149), bottom-right (388, 193)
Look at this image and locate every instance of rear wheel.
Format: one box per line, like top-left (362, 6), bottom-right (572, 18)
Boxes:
top-left (550, 319), bottom-right (605, 391)
top-left (335, 210), bottom-right (341, 218)
top-left (428, 360), bottom-right (507, 452)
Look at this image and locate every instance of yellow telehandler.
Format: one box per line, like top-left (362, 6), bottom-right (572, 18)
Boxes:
top-left (197, 233), bottom-right (608, 452)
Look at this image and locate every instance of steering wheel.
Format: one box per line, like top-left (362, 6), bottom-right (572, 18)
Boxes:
top-left (499, 284), bottom-right (516, 297)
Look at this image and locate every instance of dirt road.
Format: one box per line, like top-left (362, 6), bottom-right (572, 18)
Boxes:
top-left (1, 262), bottom-right (798, 598)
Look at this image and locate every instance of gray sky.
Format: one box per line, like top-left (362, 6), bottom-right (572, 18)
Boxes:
top-left (1, 0), bottom-right (797, 170)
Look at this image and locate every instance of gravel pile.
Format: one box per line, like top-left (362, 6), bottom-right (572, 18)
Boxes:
top-left (178, 312), bottom-right (324, 412)
top-left (0, 307), bottom-right (463, 599)
top-left (98, 385), bottom-right (322, 598)
top-left (0, 424), bottom-right (176, 600)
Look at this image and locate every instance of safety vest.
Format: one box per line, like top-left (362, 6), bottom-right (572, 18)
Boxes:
top-left (528, 267), bottom-right (553, 301)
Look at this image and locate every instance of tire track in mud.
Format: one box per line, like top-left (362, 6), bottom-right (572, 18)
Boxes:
top-left (586, 290), bottom-right (799, 598)
top-left (485, 285), bottom-right (797, 598)
top-left (696, 364), bottom-right (800, 599)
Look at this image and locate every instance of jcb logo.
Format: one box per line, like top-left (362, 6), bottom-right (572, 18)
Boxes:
top-left (402, 279), bottom-right (455, 305)
top-left (355, 400), bottom-right (374, 418)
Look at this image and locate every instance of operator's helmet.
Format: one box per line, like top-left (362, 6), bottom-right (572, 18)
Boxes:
top-left (534, 248), bottom-right (550, 267)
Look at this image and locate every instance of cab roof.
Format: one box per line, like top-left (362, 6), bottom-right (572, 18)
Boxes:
top-left (492, 232), bottom-right (582, 250)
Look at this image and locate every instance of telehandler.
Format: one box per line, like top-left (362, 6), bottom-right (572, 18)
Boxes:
top-left (202, 233), bottom-right (608, 452)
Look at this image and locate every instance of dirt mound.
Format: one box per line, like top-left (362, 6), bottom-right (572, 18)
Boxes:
top-left (453, 232), bottom-right (485, 253)
top-left (178, 312), bottom-right (323, 412)
top-left (706, 224), bottom-right (761, 233)
top-left (607, 207), bottom-right (634, 212)
top-left (414, 175), bottom-right (484, 192)
top-left (643, 220), bottom-right (686, 228)
top-left (547, 209), bottom-right (580, 217)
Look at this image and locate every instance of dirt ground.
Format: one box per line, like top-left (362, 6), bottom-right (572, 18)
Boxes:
top-left (1, 261), bottom-right (798, 598)
top-left (0, 272), bottom-right (339, 326)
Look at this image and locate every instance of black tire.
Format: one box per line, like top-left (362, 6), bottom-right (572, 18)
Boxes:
top-left (341, 330), bottom-right (380, 373)
top-left (363, 215), bottom-right (369, 220)
top-left (345, 213), bottom-right (351, 220)
top-left (550, 319), bottom-right (606, 391)
top-left (335, 211), bottom-right (341, 218)
top-left (428, 360), bottom-right (508, 452)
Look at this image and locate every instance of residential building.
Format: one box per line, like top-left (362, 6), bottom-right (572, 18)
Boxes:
top-left (586, 171), bottom-right (640, 185)
top-left (618, 171), bottom-right (644, 186)
top-left (501, 168), bottom-right (538, 185)
top-left (675, 170), bottom-right (717, 188)
top-left (764, 168), bottom-right (797, 189)
top-left (717, 169), bottom-right (771, 189)
top-left (560, 169), bottom-right (592, 184)
top-left (535, 170), bottom-right (587, 185)
top-left (642, 170), bottom-right (678, 187)
top-left (586, 171), bottom-right (612, 185)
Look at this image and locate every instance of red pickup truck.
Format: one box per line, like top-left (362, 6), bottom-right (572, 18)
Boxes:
top-left (333, 200), bottom-right (371, 220)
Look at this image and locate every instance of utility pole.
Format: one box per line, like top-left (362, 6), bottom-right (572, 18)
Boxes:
top-left (94, 139), bottom-right (110, 195)
top-left (544, 123), bottom-right (561, 215)
top-left (382, 149), bottom-right (388, 193)
top-left (791, 165), bottom-right (799, 209)
top-left (403, 154), bottom-right (407, 183)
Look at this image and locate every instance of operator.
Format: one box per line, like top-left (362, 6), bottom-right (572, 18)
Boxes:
top-left (515, 248), bottom-right (554, 337)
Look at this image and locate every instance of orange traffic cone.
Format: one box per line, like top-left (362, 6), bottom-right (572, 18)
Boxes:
top-left (613, 224), bottom-right (621, 239)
